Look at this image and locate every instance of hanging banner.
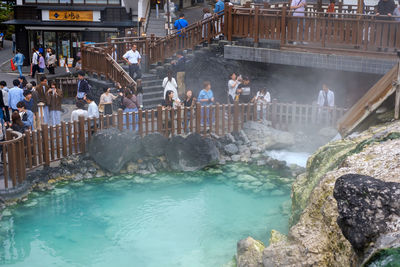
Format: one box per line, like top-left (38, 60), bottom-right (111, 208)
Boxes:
top-left (49, 11), bottom-right (93, 22)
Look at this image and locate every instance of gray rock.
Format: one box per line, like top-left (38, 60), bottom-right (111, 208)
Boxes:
top-left (334, 174), bottom-right (400, 255)
top-left (242, 121), bottom-right (295, 150)
top-left (142, 132), bottom-right (169, 157)
top-left (88, 128), bottom-right (142, 173)
top-left (239, 130), bottom-right (250, 144)
top-left (231, 155), bottom-right (241, 162)
top-left (318, 127), bottom-right (338, 138)
top-left (165, 133), bottom-right (220, 171)
top-left (237, 237), bottom-right (265, 267)
top-left (224, 143), bottom-right (239, 156)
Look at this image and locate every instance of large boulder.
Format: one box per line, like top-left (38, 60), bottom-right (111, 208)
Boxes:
top-left (237, 237), bottom-right (265, 267)
top-left (334, 174), bottom-right (400, 255)
top-left (165, 133), bottom-right (219, 171)
top-left (242, 121), bottom-right (295, 150)
top-left (88, 128), bottom-right (142, 173)
top-left (142, 132), bottom-right (168, 157)
top-left (224, 143), bottom-right (239, 156)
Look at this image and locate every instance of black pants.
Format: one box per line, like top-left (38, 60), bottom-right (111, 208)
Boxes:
top-left (128, 64), bottom-right (142, 80)
top-left (3, 107), bottom-right (10, 122)
top-left (31, 64), bottom-right (39, 78)
top-left (48, 65), bottom-right (55, 74)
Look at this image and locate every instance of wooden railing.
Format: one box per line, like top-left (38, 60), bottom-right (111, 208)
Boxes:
top-left (337, 63), bottom-right (399, 136)
top-left (224, 6), bottom-right (400, 52)
top-left (2, 130), bottom-right (26, 189)
top-left (0, 101), bottom-right (346, 190)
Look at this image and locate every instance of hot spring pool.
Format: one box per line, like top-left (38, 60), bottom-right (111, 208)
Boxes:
top-left (0, 164), bottom-right (291, 267)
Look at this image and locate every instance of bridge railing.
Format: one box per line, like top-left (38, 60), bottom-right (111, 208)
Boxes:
top-left (0, 101), bottom-right (346, 190)
top-left (224, 5), bottom-right (400, 52)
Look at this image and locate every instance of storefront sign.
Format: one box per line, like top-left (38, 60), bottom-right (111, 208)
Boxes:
top-left (49, 11), bottom-right (93, 22)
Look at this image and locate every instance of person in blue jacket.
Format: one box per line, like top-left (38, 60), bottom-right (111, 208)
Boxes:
top-left (214, 0), bottom-right (225, 14)
top-left (174, 13), bottom-right (188, 37)
top-left (13, 49), bottom-right (25, 78)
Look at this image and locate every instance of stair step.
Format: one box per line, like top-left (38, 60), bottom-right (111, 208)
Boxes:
top-left (142, 80), bottom-right (163, 87)
top-left (143, 85), bottom-right (163, 93)
top-left (143, 91), bottom-right (163, 98)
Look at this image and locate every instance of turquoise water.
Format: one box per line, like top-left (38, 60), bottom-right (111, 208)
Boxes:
top-left (0, 164), bottom-right (291, 267)
top-left (366, 248), bottom-right (400, 267)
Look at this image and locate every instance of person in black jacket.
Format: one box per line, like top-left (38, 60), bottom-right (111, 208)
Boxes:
top-left (76, 71), bottom-right (90, 100)
top-left (376, 0), bottom-right (396, 18)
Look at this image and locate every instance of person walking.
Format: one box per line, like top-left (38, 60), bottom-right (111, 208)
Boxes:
top-left (290, 0), bottom-right (307, 44)
top-left (214, 0), bottom-right (225, 38)
top-left (12, 33), bottom-right (16, 54)
top-left (123, 44), bottom-right (142, 80)
top-left (162, 71), bottom-right (179, 101)
top-left (31, 48), bottom-right (40, 78)
top-left (202, 8), bottom-right (213, 40)
top-left (99, 87), bottom-right (118, 115)
top-left (46, 81), bottom-right (63, 126)
top-left (0, 81), bottom-right (10, 125)
top-left (13, 49), bottom-right (25, 78)
top-left (8, 79), bottom-right (24, 113)
top-left (38, 52), bottom-right (46, 73)
top-left (174, 13), bottom-right (188, 48)
top-left (77, 71), bottom-right (90, 100)
top-left (46, 49), bottom-right (56, 75)
top-left (172, 51), bottom-right (186, 96)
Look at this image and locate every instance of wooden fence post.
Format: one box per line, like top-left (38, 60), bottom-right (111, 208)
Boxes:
top-left (118, 109), bottom-right (123, 131)
top-left (254, 7), bottom-right (260, 47)
top-left (138, 109), bottom-right (143, 136)
top-left (215, 103), bottom-right (220, 136)
top-left (78, 116), bottom-right (86, 153)
top-left (157, 105), bottom-right (163, 133)
top-left (233, 100), bottom-right (239, 132)
top-left (281, 7), bottom-right (287, 46)
top-left (42, 124), bottom-right (50, 167)
top-left (196, 102), bottom-right (201, 134)
top-left (271, 99), bottom-right (278, 127)
top-left (227, 4), bottom-right (233, 42)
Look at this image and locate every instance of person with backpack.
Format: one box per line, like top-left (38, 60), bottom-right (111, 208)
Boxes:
top-left (77, 71), bottom-right (91, 100)
top-left (31, 48), bottom-right (40, 78)
top-left (174, 13), bottom-right (188, 47)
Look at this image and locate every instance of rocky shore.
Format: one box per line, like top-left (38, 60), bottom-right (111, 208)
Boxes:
top-left (236, 120), bottom-right (400, 266)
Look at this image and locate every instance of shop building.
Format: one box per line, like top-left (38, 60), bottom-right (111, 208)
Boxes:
top-left (4, 0), bottom-right (143, 66)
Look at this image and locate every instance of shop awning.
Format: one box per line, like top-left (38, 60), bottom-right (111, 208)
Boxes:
top-left (2, 19), bottom-right (137, 27)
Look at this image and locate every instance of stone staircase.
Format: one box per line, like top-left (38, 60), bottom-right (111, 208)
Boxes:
top-left (141, 73), bottom-right (164, 109)
top-left (146, 9), bottom-right (166, 37)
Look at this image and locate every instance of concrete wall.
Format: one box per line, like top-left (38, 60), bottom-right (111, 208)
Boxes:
top-left (224, 45), bottom-right (398, 75)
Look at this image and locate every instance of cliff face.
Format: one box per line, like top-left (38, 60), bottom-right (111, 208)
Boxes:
top-left (261, 121), bottom-right (400, 266)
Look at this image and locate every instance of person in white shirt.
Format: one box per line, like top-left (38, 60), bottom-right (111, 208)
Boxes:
top-left (123, 44), bottom-right (142, 80)
top-left (227, 72), bottom-right (241, 103)
top-left (85, 94), bottom-right (99, 119)
top-left (290, 0), bottom-right (307, 44)
top-left (317, 84), bottom-right (335, 108)
top-left (31, 48), bottom-right (40, 78)
top-left (252, 88), bottom-right (271, 120)
top-left (71, 100), bottom-right (88, 122)
top-left (162, 71), bottom-right (180, 102)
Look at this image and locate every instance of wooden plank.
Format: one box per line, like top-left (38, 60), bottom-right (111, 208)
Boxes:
top-left (73, 121), bottom-right (78, 153)
top-left (32, 130), bottom-right (38, 166)
top-left (61, 122), bottom-right (67, 157)
top-left (25, 130), bottom-right (32, 168)
top-left (49, 125), bottom-right (55, 161)
top-left (222, 104), bottom-right (226, 135)
top-left (215, 103), bottom-right (220, 136)
top-left (56, 125), bottom-right (61, 159)
top-left (338, 64), bottom-right (399, 136)
top-left (42, 125), bottom-right (50, 166)
top-left (177, 106), bottom-right (182, 135)
top-left (3, 144), bottom-right (7, 188)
